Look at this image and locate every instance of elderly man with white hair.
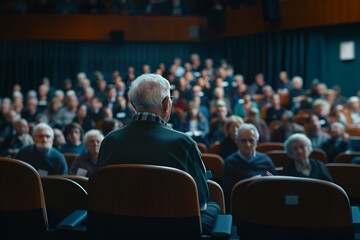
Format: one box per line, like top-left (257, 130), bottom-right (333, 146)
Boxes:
top-left (97, 73), bottom-right (220, 234)
top-left (283, 133), bottom-right (333, 181)
top-left (222, 123), bottom-right (276, 207)
top-left (69, 129), bottom-right (104, 177)
top-left (15, 123), bottom-right (67, 175)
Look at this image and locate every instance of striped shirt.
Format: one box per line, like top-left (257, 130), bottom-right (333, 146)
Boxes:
top-left (132, 112), bottom-right (172, 129)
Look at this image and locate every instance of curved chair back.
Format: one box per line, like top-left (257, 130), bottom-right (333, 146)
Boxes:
top-left (49, 175), bottom-right (89, 191)
top-left (326, 163), bottom-right (360, 205)
top-left (197, 142), bottom-right (208, 153)
top-left (62, 153), bottom-right (79, 169)
top-left (269, 120), bottom-right (281, 134)
top-left (266, 150), bottom-right (292, 167)
top-left (0, 157), bottom-right (48, 235)
top-left (201, 153), bottom-right (224, 181)
top-left (209, 141), bottom-right (221, 154)
top-left (87, 164), bottom-right (201, 239)
top-left (334, 152), bottom-right (360, 163)
top-left (310, 148), bottom-right (328, 163)
top-left (232, 176), bottom-right (353, 240)
top-left (256, 142), bottom-right (284, 153)
top-left (41, 176), bottom-right (88, 228)
top-left (346, 127), bottom-right (360, 137)
top-left (207, 180), bottom-right (226, 214)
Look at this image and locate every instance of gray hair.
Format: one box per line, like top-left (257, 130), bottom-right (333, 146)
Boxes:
top-left (348, 96), bottom-right (360, 104)
top-left (236, 123), bottom-right (260, 141)
top-left (129, 74), bottom-right (170, 111)
top-left (32, 123), bottom-right (54, 138)
top-left (84, 129), bottom-right (104, 144)
top-left (292, 76), bottom-right (303, 88)
top-left (284, 133), bottom-right (313, 158)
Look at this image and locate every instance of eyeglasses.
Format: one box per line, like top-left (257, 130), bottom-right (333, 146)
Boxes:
top-left (162, 96), bottom-right (174, 104)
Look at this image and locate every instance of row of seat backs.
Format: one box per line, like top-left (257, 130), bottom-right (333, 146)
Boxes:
top-left (0, 157), bottom-right (226, 239)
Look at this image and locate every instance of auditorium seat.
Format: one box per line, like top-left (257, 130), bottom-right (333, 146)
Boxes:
top-left (310, 148), bottom-right (328, 163)
top-left (326, 163), bottom-right (360, 206)
top-left (197, 142), bottom-right (208, 153)
top-left (207, 180), bottom-right (226, 214)
top-left (87, 164), bottom-right (231, 239)
top-left (231, 176), bottom-right (354, 240)
top-left (201, 153), bottom-right (224, 183)
top-left (334, 152), bottom-right (360, 163)
top-left (0, 157), bottom-right (48, 237)
top-left (256, 142), bottom-right (284, 153)
top-left (63, 153), bottom-right (79, 169)
top-left (265, 150), bottom-right (291, 167)
top-left (50, 175), bottom-right (88, 191)
top-left (41, 176), bottom-right (88, 228)
top-left (209, 141), bottom-right (221, 154)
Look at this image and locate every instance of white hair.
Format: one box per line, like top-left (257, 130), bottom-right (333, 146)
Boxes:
top-left (84, 129), bottom-right (104, 144)
top-left (236, 123), bottom-right (260, 141)
top-left (32, 123), bottom-right (54, 138)
top-left (77, 72), bottom-right (87, 79)
top-left (284, 133), bottom-right (313, 158)
top-left (292, 76), bottom-right (303, 88)
top-left (55, 89), bottom-right (65, 98)
top-left (129, 74), bottom-right (170, 110)
top-left (27, 90), bottom-right (37, 98)
top-left (85, 87), bottom-right (95, 94)
top-left (13, 91), bottom-right (23, 98)
top-left (66, 89), bottom-right (76, 97)
top-left (348, 96), bottom-right (360, 104)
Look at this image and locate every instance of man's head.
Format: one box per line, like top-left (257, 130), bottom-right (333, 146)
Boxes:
top-left (14, 118), bottom-right (29, 135)
top-left (84, 129), bottom-right (104, 156)
top-left (255, 73), bottom-right (264, 86)
top-left (292, 76), bottom-right (303, 90)
top-left (279, 71), bottom-right (288, 83)
top-left (32, 123), bottom-right (54, 152)
top-left (235, 123), bottom-right (259, 159)
top-left (129, 74), bottom-right (172, 121)
top-left (330, 122), bottom-right (345, 139)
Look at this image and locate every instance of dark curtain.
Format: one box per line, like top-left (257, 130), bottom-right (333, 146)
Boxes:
top-left (218, 28), bottom-right (326, 90)
top-left (0, 28), bottom-right (326, 97)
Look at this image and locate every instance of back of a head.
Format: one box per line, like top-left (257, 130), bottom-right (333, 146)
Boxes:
top-left (129, 74), bottom-right (170, 111)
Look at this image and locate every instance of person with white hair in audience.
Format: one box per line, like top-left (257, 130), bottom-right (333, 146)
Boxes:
top-left (321, 122), bottom-right (349, 163)
top-left (343, 96), bottom-right (360, 127)
top-left (15, 123), bottom-right (67, 175)
top-left (97, 73), bottom-right (220, 234)
top-left (222, 123), bottom-right (277, 207)
top-left (57, 90), bottom-right (79, 128)
top-left (69, 129), bottom-right (104, 177)
top-left (283, 133), bottom-right (333, 181)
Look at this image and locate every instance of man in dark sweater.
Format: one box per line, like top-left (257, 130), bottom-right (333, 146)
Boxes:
top-left (222, 123), bottom-right (277, 208)
top-left (16, 123), bottom-right (67, 175)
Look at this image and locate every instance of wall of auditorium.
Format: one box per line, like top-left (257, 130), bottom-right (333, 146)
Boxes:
top-left (323, 23), bottom-right (360, 97)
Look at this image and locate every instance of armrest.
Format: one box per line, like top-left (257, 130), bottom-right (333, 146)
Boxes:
top-left (352, 206), bottom-right (360, 236)
top-left (211, 214), bottom-right (232, 238)
top-left (56, 210), bottom-right (87, 230)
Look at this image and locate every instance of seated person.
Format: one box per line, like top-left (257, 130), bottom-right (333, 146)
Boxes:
top-left (222, 123), bottom-right (277, 207)
top-left (305, 114), bottom-right (330, 149)
top-left (69, 129), bottom-right (104, 177)
top-left (271, 110), bottom-right (304, 142)
top-left (0, 118), bottom-right (33, 156)
top-left (59, 122), bottom-right (87, 154)
top-left (219, 115), bottom-right (244, 159)
top-left (283, 133), bottom-right (333, 181)
top-left (180, 101), bottom-right (209, 146)
top-left (265, 93), bottom-right (285, 124)
top-left (245, 107), bottom-right (270, 143)
top-left (321, 122), bottom-right (349, 163)
top-left (16, 123), bottom-right (68, 175)
top-left (100, 118), bottom-right (122, 136)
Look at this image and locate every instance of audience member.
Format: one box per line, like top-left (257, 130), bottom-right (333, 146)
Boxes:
top-left (57, 91), bottom-right (79, 128)
top-left (321, 122), bottom-right (349, 163)
top-left (249, 73), bottom-right (266, 95)
top-left (265, 93), bottom-right (284, 124)
top-left (59, 122), bottom-right (87, 154)
top-left (69, 129), bottom-right (104, 177)
top-left (16, 123), bottom-right (68, 175)
top-left (100, 118), bottom-right (122, 136)
top-left (73, 104), bottom-right (94, 132)
top-left (271, 110), bottom-right (304, 142)
top-left (343, 96), bottom-right (360, 127)
top-left (222, 123), bottom-right (276, 208)
top-left (283, 133), bottom-right (333, 181)
top-left (53, 127), bottom-right (66, 150)
top-left (233, 90), bottom-right (259, 119)
top-left (219, 115), bottom-right (244, 159)
top-left (245, 108), bottom-right (270, 143)
top-left (305, 114), bottom-right (330, 149)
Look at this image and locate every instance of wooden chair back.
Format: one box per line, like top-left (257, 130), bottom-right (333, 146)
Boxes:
top-left (201, 153), bottom-right (224, 180)
top-left (0, 157), bottom-right (48, 235)
top-left (197, 142), bottom-right (208, 153)
top-left (87, 164), bottom-right (201, 239)
top-left (232, 176), bottom-right (353, 239)
top-left (41, 176), bottom-right (88, 228)
top-left (209, 141), bottom-right (221, 154)
top-left (207, 180), bottom-right (226, 214)
top-left (256, 142), bottom-right (284, 153)
top-left (62, 153), bottom-right (79, 169)
top-left (50, 175), bottom-right (89, 191)
top-left (334, 152), bottom-right (360, 163)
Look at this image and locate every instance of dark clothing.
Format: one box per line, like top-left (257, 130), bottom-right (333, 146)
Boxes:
top-left (73, 116), bottom-right (94, 133)
top-left (223, 151), bottom-right (277, 208)
top-left (69, 152), bottom-right (96, 177)
top-left (247, 119), bottom-right (270, 143)
top-left (271, 123), bottom-right (304, 143)
top-left (16, 144), bottom-right (68, 175)
top-left (283, 159), bottom-right (333, 182)
top-left (219, 136), bottom-right (238, 160)
top-left (59, 142), bottom-right (87, 155)
top-left (265, 107), bottom-right (284, 124)
top-left (321, 138), bottom-right (349, 163)
top-left (97, 112), bottom-right (209, 209)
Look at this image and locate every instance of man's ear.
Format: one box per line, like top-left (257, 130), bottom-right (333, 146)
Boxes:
top-left (162, 96), bottom-right (169, 113)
